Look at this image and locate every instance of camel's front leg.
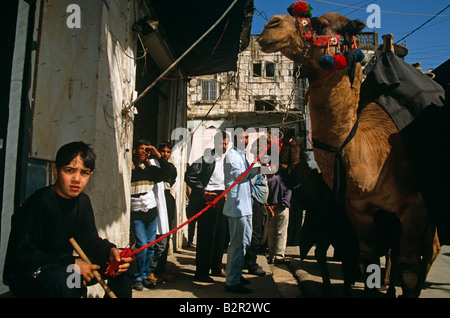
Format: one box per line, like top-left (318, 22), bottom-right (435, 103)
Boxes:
top-left (314, 241), bottom-right (333, 297)
top-left (396, 202), bottom-right (432, 298)
top-left (345, 204), bottom-right (379, 297)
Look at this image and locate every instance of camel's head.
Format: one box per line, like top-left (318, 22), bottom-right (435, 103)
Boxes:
top-left (258, 1), bottom-right (365, 74)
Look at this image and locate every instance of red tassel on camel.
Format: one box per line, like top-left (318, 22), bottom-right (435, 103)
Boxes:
top-left (333, 54), bottom-right (347, 69)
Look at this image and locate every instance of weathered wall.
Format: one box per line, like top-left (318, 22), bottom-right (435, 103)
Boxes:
top-left (1, 0), bottom-right (138, 297)
top-left (0, 0), bottom-right (31, 295)
top-left (88, 0), bottom-right (136, 249)
top-left (30, 1), bottom-right (100, 160)
top-left (28, 0), bottom-right (137, 255)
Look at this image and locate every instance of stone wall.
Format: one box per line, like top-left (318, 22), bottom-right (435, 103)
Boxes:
top-left (187, 35), bottom-right (304, 120)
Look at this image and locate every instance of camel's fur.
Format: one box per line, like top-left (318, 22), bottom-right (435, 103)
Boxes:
top-left (258, 12), bottom-right (439, 297)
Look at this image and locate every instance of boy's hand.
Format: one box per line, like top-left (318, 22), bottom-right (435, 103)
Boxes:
top-left (266, 203), bottom-right (275, 217)
top-left (74, 258), bottom-right (100, 286)
top-left (146, 145), bottom-right (161, 159)
top-left (109, 248), bottom-right (133, 275)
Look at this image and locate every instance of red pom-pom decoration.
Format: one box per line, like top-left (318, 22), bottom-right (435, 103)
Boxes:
top-left (288, 1), bottom-right (312, 18)
top-left (333, 54), bottom-right (347, 69)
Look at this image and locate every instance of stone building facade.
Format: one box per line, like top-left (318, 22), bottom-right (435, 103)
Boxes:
top-left (187, 35), bottom-right (307, 135)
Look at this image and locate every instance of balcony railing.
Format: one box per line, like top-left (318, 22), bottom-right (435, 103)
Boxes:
top-left (358, 32), bottom-right (379, 50)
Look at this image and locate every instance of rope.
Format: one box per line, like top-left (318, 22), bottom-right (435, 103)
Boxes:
top-left (105, 141), bottom-right (272, 276)
top-left (304, 70), bottom-right (335, 105)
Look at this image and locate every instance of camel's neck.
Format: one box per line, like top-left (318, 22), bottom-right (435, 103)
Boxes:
top-left (307, 63), bottom-right (362, 149)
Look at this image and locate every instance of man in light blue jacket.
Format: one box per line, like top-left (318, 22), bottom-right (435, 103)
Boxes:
top-left (223, 127), bottom-right (261, 293)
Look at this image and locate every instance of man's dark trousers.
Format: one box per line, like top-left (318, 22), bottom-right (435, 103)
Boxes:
top-left (194, 191), bottom-right (228, 276)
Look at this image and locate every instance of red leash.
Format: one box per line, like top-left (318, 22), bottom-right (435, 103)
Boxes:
top-left (304, 70), bottom-right (335, 105)
top-left (105, 140), bottom-right (274, 276)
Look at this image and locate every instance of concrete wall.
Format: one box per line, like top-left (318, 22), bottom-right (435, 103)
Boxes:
top-left (0, 0), bottom-right (31, 296)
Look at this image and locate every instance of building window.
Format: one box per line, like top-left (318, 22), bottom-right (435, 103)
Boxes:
top-left (201, 80), bottom-right (217, 101)
top-left (255, 100), bottom-right (276, 111)
top-left (253, 63), bottom-right (262, 77)
top-left (265, 62), bottom-right (275, 77)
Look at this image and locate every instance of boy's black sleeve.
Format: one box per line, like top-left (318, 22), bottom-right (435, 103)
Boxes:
top-left (74, 194), bottom-right (116, 268)
top-left (165, 162), bottom-right (177, 186)
top-left (145, 158), bottom-right (172, 183)
top-left (4, 189), bottom-right (77, 280)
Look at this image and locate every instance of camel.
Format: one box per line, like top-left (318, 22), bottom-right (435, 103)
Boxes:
top-left (258, 2), bottom-right (440, 297)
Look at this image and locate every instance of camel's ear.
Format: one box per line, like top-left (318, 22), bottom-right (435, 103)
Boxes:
top-left (310, 17), bottom-right (330, 35)
top-left (343, 19), bottom-right (365, 36)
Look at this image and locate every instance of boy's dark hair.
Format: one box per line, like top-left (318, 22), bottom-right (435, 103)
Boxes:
top-left (158, 142), bottom-right (173, 151)
top-left (55, 141), bottom-right (96, 171)
top-left (134, 139), bottom-right (151, 150)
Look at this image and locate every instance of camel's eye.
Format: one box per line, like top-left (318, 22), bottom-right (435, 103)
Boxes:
top-left (265, 16), bottom-right (282, 29)
top-left (310, 17), bottom-right (330, 35)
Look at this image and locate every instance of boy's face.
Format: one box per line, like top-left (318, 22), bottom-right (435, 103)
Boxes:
top-left (160, 146), bottom-right (172, 160)
top-left (52, 155), bottom-right (92, 199)
top-left (133, 145), bottom-right (149, 163)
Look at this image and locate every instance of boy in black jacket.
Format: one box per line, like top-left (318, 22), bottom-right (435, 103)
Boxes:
top-left (3, 141), bottom-right (133, 298)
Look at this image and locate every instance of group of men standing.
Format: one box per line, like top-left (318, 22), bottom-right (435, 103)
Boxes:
top-left (185, 128), bottom-right (291, 294)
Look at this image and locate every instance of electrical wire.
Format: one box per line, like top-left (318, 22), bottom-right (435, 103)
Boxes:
top-left (395, 4), bottom-right (450, 43)
top-left (310, 0), bottom-right (450, 17)
top-left (336, 0), bottom-right (376, 16)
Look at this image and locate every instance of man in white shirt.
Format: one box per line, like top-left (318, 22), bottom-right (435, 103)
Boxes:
top-left (185, 131), bottom-right (230, 282)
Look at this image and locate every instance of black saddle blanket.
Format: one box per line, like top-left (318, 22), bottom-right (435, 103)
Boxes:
top-left (359, 51), bottom-right (445, 131)
top-left (359, 52), bottom-right (450, 243)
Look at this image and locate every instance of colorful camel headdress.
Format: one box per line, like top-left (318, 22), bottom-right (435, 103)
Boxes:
top-left (287, 1), bottom-right (365, 70)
